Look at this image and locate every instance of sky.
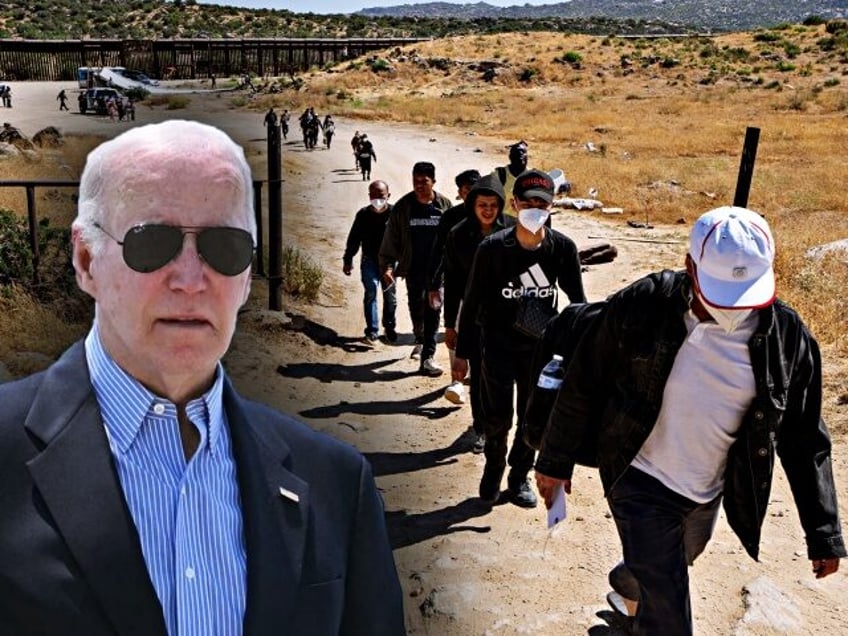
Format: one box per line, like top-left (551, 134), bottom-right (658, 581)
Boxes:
top-left (197, 1), bottom-right (556, 15)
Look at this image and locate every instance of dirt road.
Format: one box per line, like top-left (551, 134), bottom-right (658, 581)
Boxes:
top-left (7, 81), bottom-right (848, 635)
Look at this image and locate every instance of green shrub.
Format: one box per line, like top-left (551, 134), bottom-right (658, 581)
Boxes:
top-left (562, 50), bottom-right (582, 65)
top-left (368, 58), bottom-right (392, 73)
top-left (124, 86), bottom-right (149, 102)
top-left (282, 246), bottom-right (323, 302)
top-left (0, 209), bottom-right (90, 317)
top-left (518, 67), bottom-right (537, 82)
top-left (165, 95), bottom-right (190, 110)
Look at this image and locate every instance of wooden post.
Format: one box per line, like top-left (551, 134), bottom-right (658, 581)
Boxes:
top-left (733, 127), bottom-right (760, 208)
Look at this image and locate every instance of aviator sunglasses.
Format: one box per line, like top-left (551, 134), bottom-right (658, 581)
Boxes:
top-left (94, 222), bottom-right (255, 276)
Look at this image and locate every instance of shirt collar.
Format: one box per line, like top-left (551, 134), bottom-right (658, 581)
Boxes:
top-left (85, 322), bottom-right (226, 455)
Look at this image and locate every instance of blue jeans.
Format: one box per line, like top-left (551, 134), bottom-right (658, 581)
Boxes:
top-left (607, 466), bottom-right (721, 635)
top-left (360, 257), bottom-right (396, 336)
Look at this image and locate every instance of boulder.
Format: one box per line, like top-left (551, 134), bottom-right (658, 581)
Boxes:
top-left (32, 126), bottom-right (64, 147)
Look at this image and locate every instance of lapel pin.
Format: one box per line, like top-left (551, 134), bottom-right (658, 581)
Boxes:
top-left (279, 486), bottom-right (300, 503)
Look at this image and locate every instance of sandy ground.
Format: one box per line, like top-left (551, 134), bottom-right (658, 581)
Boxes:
top-left (4, 81), bottom-right (848, 635)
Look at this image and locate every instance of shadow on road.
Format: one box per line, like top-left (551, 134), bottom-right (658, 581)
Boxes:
top-left (365, 427), bottom-right (475, 477)
top-left (384, 498), bottom-right (494, 549)
top-left (277, 357), bottom-right (411, 384)
top-left (299, 387), bottom-right (457, 419)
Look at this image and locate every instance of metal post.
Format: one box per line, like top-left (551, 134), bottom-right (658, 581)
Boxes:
top-left (25, 185), bottom-right (41, 287)
top-left (252, 181), bottom-right (265, 278)
top-left (733, 127), bottom-right (760, 208)
top-left (267, 122), bottom-right (283, 311)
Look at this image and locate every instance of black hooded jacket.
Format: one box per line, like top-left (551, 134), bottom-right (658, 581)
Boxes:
top-left (443, 175), bottom-right (509, 330)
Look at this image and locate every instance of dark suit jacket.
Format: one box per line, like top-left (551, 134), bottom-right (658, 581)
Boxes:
top-left (0, 341), bottom-right (405, 635)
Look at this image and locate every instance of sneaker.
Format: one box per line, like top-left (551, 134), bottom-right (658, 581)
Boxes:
top-left (410, 344), bottom-right (423, 360)
top-left (364, 331), bottom-right (379, 343)
top-left (507, 478), bottom-right (538, 508)
top-left (472, 433), bottom-right (485, 454)
top-left (479, 463), bottom-right (504, 504)
top-left (606, 591), bottom-right (638, 617)
top-left (384, 328), bottom-right (398, 343)
top-left (420, 357), bottom-right (444, 377)
top-left (444, 381), bottom-right (465, 404)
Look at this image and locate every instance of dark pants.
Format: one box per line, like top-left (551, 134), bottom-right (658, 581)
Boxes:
top-left (360, 256), bottom-right (396, 337)
top-left (462, 324), bottom-right (483, 435)
top-left (607, 466), bottom-right (722, 635)
top-left (478, 332), bottom-right (536, 486)
top-left (360, 156), bottom-right (372, 180)
top-left (405, 272), bottom-right (440, 361)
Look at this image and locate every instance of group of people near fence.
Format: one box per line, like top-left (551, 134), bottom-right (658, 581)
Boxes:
top-left (341, 139), bottom-right (845, 633)
top-left (0, 121), bottom-right (842, 636)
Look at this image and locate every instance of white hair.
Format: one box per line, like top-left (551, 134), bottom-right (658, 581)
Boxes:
top-left (74, 119), bottom-right (256, 252)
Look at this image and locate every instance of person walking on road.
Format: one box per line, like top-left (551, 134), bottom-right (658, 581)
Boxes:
top-left (453, 169), bottom-right (586, 508)
top-left (343, 180), bottom-right (397, 343)
top-left (535, 206), bottom-right (845, 635)
top-left (443, 174), bottom-right (510, 454)
top-left (357, 134), bottom-right (376, 181)
top-left (380, 161), bottom-right (453, 376)
top-left (490, 140), bottom-right (528, 217)
top-left (263, 107), bottom-right (278, 134)
top-left (57, 89), bottom-right (69, 111)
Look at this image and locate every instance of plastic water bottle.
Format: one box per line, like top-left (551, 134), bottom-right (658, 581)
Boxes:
top-left (537, 354), bottom-right (565, 389)
top-left (524, 354), bottom-right (566, 450)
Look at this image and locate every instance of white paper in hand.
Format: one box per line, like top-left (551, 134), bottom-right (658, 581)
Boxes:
top-left (546, 482), bottom-right (567, 528)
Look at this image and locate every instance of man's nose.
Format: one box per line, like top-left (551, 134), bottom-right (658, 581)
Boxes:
top-left (167, 233), bottom-right (208, 290)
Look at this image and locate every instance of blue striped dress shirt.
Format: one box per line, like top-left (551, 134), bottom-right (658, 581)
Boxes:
top-left (85, 325), bottom-right (247, 636)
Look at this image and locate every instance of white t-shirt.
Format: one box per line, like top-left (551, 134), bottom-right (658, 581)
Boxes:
top-left (631, 310), bottom-right (758, 503)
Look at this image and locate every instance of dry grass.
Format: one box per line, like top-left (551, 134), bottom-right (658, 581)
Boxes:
top-left (0, 288), bottom-right (85, 365)
top-left (263, 26), bottom-right (848, 355)
top-left (2, 25), bottom-right (846, 430)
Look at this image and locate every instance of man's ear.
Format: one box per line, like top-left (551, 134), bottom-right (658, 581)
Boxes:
top-left (684, 253), bottom-right (695, 278)
top-left (240, 274), bottom-right (252, 307)
top-left (72, 227), bottom-right (97, 298)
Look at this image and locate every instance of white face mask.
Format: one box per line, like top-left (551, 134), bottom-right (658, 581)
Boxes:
top-left (370, 198), bottom-right (388, 211)
top-left (518, 208), bottom-right (549, 234)
top-left (697, 289), bottom-right (753, 333)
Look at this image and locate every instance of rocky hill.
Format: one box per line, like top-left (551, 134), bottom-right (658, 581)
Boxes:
top-left (359, 0), bottom-right (847, 32)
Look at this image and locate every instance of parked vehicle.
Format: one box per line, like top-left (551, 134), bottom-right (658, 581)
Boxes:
top-left (76, 67), bottom-right (95, 89)
top-left (119, 69), bottom-right (160, 86)
top-left (78, 87), bottom-right (122, 115)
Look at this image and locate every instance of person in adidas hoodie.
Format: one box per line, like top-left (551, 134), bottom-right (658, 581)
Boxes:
top-left (452, 169), bottom-right (586, 508)
top-left (443, 174), bottom-right (511, 453)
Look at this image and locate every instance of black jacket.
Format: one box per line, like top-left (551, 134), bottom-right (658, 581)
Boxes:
top-left (343, 203), bottom-right (394, 267)
top-left (535, 270), bottom-right (846, 561)
top-left (455, 225), bottom-right (586, 358)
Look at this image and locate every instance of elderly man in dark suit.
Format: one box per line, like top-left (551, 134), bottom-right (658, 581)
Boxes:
top-left (0, 120), bottom-right (404, 636)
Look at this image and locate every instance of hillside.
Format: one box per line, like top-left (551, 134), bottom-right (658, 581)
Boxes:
top-left (1, 0), bottom-right (843, 40)
top-left (360, 0), bottom-right (848, 32)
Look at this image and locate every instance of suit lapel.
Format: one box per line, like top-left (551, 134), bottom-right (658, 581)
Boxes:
top-left (225, 382), bottom-right (309, 636)
top-left (24, 342), bottom-right (166, 636)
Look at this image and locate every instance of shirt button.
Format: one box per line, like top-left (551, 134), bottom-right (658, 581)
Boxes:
top-left (185, 567), bottom-right (195, 579)
top-left (758, 447), bottom-right (768, 457)
top-left (153, 403), bottom-right (165, 415)
top-left (753, 410), bottom-right (764, 421)
top-left (180, 486), bottom-right (187, 497)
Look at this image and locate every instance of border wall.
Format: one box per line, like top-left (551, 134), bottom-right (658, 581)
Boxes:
top-left (0, 37), bottom-right (426, 81)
